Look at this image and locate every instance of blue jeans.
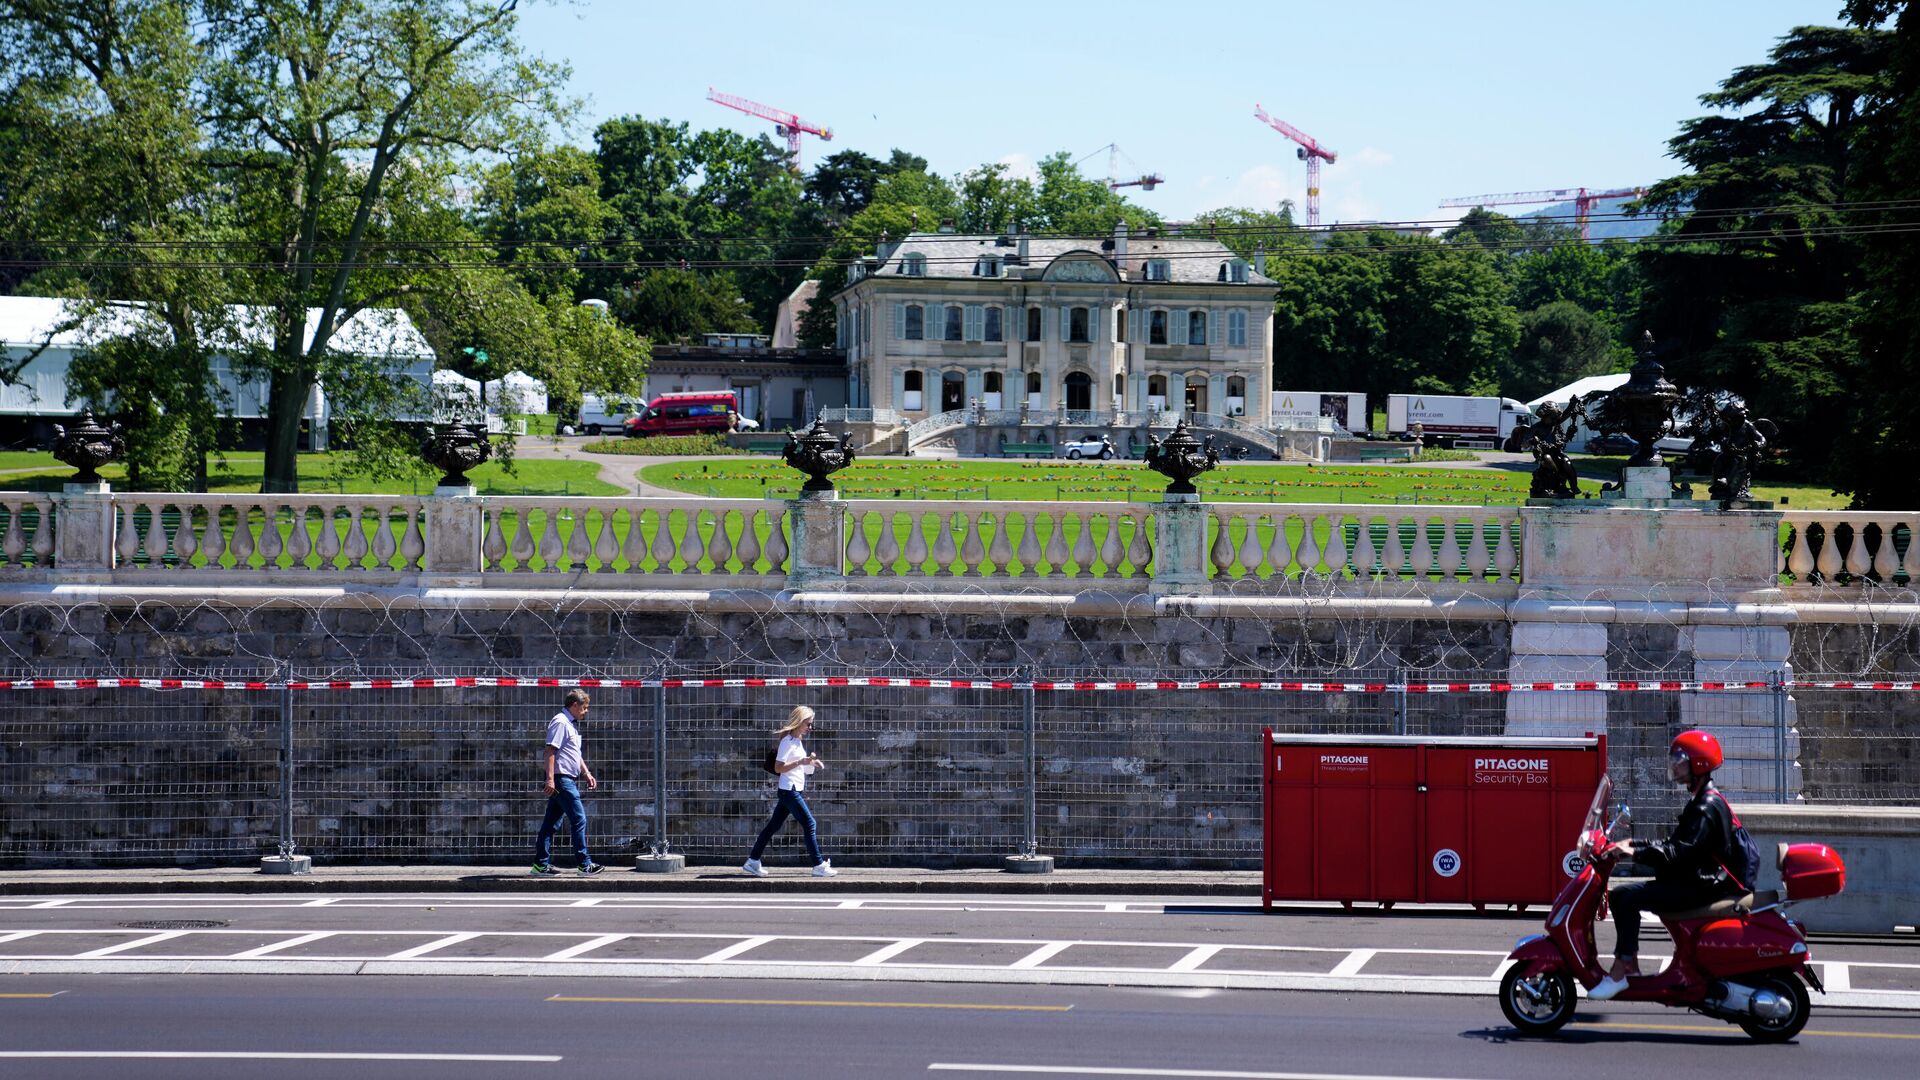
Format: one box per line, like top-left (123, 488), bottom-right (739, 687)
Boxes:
top-left (534, 777), bottom-right (592, 867)
top-left (750, 788), bottom-right (824, 864)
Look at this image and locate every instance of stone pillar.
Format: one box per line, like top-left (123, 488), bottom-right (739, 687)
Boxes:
top-left (1680, 623), bottom-right (1799, 801)
top-left (1505, 618), bottom-right (1608, 737)
top-left (422, 486), bottom-right (483, 584)
top-left (1149, 494), bottom-right (1210, 595)
top-left (785, 491), bottom-right (846, 590)
top-left (52, 483), bottom-right (115, 580)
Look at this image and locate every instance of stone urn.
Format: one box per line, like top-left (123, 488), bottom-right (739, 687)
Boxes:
top-left (1609, 332), bottom-right (1682, 469)
top-left (420, 422), bottom-right (493, 488)
top-left (1143, 419), bottom-right (1219, 496)
top-left (781, 417), bottom-right (857, 494)
top-left (51, 411), bottom-right (125, 484)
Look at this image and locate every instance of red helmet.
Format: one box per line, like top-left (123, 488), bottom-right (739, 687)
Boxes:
top-left (1671, 730), bottom-right (1723, 776)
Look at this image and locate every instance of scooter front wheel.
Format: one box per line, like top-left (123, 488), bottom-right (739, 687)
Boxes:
top-left (1738, 971), bottom-right (1811, 1043)
top-left (1499, 966), bottom-right (1576, 1036)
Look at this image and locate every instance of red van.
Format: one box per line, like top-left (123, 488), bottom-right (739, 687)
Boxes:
top-left (623, 391), bottom-right (737, 437)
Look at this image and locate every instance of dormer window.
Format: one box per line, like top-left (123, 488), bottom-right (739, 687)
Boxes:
top-left (974, 256), bottom-right (1002, 277)
top-left (1219, 259), bottom-right (1250, 283)
top-left (901, 253), bottom-right (927, 277)
top-left (1144, 259), bottom-right (1170, 282)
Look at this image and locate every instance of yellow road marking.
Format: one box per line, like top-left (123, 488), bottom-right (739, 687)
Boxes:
top-left (1584, 1020), bottom-right (1920, 1041)
top-left (547, 994), bottom-right (1070, 1013)
top-left (0, 993), bottom-right (61, 999)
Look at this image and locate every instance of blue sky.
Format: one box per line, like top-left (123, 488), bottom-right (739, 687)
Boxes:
top-left (515, 0), bottom-right (1848, 225)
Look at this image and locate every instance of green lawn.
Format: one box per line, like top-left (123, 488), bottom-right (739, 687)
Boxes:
top-left (0, 451), bottom-right (620, 497)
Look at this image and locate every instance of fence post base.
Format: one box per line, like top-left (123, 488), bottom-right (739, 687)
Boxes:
top-left (1002, 854), bottom-right (1054, 874)
top-left (259, 855), bottom-right (312, 875)
top-left (632, 853), bottom-right (686, 874)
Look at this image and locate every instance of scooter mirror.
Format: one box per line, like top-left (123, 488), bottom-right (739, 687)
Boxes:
top-left (1608, 806), bottom-right (1632, 837)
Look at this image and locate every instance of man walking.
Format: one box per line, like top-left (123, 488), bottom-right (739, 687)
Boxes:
top-left (532, 689), bottom-right (604, 876)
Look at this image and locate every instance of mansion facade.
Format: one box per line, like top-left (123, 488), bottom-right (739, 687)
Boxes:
top-left (830, 224), bottom-right (1278, 424)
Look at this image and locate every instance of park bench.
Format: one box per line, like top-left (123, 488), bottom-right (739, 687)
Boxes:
top-left (741, 437), bottom-right (789, 453)
top-left (1001, 442), bottom-right (1055, 458)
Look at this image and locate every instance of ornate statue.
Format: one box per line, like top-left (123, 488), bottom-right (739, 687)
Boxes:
top-left (1705, 402), bottom-right (1774, 502)
top-left (1525, 396), bottom-right (1585, 499)
top-left (781, 417), bottom-right (857, 493)
top-left (1143, 419), bottom-right (1219, 495)
top-left (51, 410), bottom-right (125, 484)
top-left (419, 422), bottom-right (493, 487)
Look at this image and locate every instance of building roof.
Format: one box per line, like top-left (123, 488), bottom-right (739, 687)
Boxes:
top-left (1526, 372), bottom-right (1630, 409)
top-left (854, 231), bottom-right (1277, 289)
top-left (0, 295), bottom-right (435, 356)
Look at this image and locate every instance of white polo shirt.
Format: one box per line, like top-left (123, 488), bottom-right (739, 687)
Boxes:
top-left (545, 711), bottom-right (584, 779)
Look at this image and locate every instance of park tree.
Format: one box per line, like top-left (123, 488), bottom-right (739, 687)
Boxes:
top-left (1835, 1), bottom-right (1920, 508)
top-left (1636, 22), bottom-right (1891, 480)
top-left (1508, 301), bottom-right (1621, 402)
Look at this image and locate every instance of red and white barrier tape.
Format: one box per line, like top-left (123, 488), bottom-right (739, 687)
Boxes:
top-left (3, 676), bottom-right (1917, 693)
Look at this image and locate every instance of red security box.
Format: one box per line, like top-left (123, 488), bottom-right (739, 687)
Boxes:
top-left (1262, 732), bottom-right (1604, 911)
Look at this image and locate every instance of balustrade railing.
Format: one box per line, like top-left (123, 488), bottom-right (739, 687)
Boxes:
top-left (1780, 510), bottom-right (1917, 586)
top-left (110, 494), bottom-right (429, 574)
top-left (477, 498), bottom-right (788, 576)
top-left (0, 495), bottom-right (55, 570)
top-left (819, 407), bottom-right (903, 427)
top-left (841, 501), bottom-right (1153, 580)
top-left (1208, 504), bottom-right (1522, 584)
top-left (903, 409), bottom-right (971, 445)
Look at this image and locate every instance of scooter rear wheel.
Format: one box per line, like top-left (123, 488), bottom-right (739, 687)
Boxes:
top-left (1499, 966), bottom-right (1576, 1036)
top-left (1738, 971), bottom-right (1811, 1043)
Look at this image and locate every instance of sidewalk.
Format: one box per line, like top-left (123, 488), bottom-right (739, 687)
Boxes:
top-left (0, 863), bottom-right (1263, 897)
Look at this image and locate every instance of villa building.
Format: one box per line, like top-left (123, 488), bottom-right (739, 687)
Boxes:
top-left (830, 224), bottom-right (1279, 425)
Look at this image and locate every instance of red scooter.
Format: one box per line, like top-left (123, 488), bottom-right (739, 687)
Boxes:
top-left (1499, 774), bottom-right (1846, 1042)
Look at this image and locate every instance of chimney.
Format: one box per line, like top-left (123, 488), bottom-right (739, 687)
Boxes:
top-left (1254, 245), bottom-right (1266, 277)
top-left (1017, 233), bottom-right (1029, 264)
top-left (1113, 220), bottom-right (1129, 263)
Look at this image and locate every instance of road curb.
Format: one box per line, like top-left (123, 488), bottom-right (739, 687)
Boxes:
top-left (0, 874), bottom-right (1264, 898)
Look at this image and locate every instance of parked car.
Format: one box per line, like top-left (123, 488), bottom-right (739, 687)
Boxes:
top-left (622, 391), bottom-right (738, 437)
top-left (577, 394), bottom-right (640, 437)
top-left (1582, 432), bottom-right (1638, 455)
top-left (1062, 434), bottom-right (1116, 460)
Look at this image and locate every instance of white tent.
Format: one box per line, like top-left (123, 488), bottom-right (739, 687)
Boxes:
top-left (483, 369), bottom-right (548, 414)
top-left (430, 369), bottom-right (483, 421)
top-left (1527, 373), bottom-right (1629, 451)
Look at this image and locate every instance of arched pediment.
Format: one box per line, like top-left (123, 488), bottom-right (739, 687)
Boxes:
top-left (1042, 253), bottom-right (1118, 283)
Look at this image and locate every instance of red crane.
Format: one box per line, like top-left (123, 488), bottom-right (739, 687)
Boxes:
top-left (1254, 104), bottom-right (1337, 227)
top-left (706, 87), bottom-right (833, 171)
top-left (1439, 187), bottom-right (1645, 240)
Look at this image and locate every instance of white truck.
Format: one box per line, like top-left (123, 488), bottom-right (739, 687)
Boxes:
top-left (1386, 394), bottom-right (1536, 449)
top-left (1269, 391), bottom-right (1368, 432)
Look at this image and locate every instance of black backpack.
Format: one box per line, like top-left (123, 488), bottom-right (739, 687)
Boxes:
top-left (1710, 790), bottom-right (1764, 891)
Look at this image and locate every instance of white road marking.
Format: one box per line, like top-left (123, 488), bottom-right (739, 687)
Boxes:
top-left (300, 898), bottom-right (337, 907)
top-left (230, 933), bottom-right (337, 958)
top-left (1168, 946), bottom-right (1222, 973)
top-left (838, 899), bottom-right (864, 909)
top-left (570, 898), bottom-right (605, 907)
top-left (385, 933), bottom-right (482, 959)
top-left (27, 899), bottom-right (75, 909)
top-left (1104, 903), bottom-right (1130, 912)
top-left (928, 1065), bottom-right (1480, 1079)
top-left (73, 932), bottom-right (187, 958)
top-left (0, 931), bottom-right (42, 945)
top-left (0, 1051), bottom-right (561, 1063)
top-left (855, 939), bottom-right (925, 966)
top-left (695, 936), bottom-right (774, 963)
top-left (1327, 950), bottom-right (1375, 977)
top-left (542, 935), bottom-right (628, 961)
top-left (1011, 942), bottom-right (1075, 969)
top-left (1823, 962), bottom-right (1851, 992)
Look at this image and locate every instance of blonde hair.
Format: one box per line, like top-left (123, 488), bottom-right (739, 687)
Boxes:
top-left (776, 705), bottom-right (815, 736)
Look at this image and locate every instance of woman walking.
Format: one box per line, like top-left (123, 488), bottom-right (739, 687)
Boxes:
top-left (743, 706), bottom-right (836, 878)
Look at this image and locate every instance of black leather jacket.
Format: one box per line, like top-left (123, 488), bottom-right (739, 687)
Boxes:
top-left (1639, 783), bottom-right (1743, 895)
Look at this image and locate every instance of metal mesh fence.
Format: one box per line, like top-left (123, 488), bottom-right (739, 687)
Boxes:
top-left (3, 668), bottom-right (1916, 867)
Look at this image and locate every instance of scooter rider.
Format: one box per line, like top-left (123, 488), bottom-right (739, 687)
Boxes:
top-left (1589, 730), bottom-right (1746, 1001)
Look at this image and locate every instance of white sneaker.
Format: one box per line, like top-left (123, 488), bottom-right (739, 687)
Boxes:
top-left (742, 859), bottom-right (768, 878)
top-left (1588, 975), bottom-right (1631, 1001)
top-left (812, 860), bottom-right (837, 878)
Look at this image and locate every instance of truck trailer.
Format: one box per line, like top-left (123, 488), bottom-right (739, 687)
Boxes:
top-left (1385, 394), bottom-right (1536, 449)
top-left (1269, 391), bottom-right (1368, 433)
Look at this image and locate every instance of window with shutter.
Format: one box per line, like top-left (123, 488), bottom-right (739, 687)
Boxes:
top-left (905, 304), bottom-right (925, 340)
top-left (1059, 305), bottom-right (1072, 342)
top-left (1211, 309), bottom-right (1222, 347)
top-left (984, 306), bottom-right (1003, 342)
top-left (893, 303), bottom-right (906, 340)
top-left (1149, 309), bottom-right (1167, 345)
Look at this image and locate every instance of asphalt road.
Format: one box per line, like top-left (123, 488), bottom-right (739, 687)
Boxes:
top-left (3, 973), bottom-right (1918, 1080)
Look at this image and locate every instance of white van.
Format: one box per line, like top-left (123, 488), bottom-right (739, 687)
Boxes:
top-left (577, 394), bottom-right (640, 436)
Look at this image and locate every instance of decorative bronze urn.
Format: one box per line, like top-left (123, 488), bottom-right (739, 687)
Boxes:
top-left (420, 422), bottom-right (493, 487)
top-left (1143, 419), bottom-right (1220, 496)
top-left (51, 410), bottom-right (125, 483)
top-left (781, 417), bottom-right (857, 493)
top-left (1609, 332), bottom-right (1682, 469)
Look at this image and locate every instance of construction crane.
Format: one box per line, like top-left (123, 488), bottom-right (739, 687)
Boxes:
top-left (1253, 105), bottom-right (1336, 228)
top-left (706, 87), bottom-right (832, 171)
top-left (1076, 143), bottom-right (1163, 192)
top-left (1438, 186), bottom-right (1646, 240)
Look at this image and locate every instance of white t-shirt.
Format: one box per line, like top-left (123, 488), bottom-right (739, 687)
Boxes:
top-left (545, 711), bottom-right (584, 779)
top-left (776, 734), bottom-right (814, 792)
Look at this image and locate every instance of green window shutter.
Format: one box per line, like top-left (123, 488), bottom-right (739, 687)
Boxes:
top-left (891, 368), bottom-right (907, 409)
top-left (893, 303), bottom-right (906, 340)
top-left (1173, 310), bottom-right (1188, 346)
top-left (1060, 305), bottom-right (1072, 342)
top-left (1212, 309), bottom-right (1222, 346)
